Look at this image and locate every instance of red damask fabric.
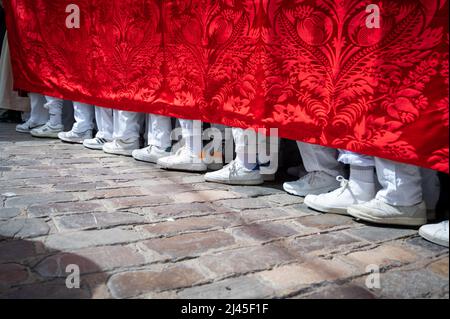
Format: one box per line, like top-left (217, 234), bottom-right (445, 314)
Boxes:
top-left (4, 0), bottom-right (449, 173)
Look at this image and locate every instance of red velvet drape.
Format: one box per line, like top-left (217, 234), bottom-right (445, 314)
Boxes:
top-left (4, 0), bottom-right (449, 173)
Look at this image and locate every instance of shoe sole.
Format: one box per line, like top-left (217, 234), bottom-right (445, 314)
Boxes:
top-left (16, 128), bottom-right (32, 133)
top-left (284, 185), bottom-right (339, 198)
top-left (132, 155), bottom-right (158, 164)
top-left (204, 176), bottom-right (264, 186)
top-left (83, 144), bottom-right (105, 151)
top-left (418, 229), bottom-right (449, 247)
top-left (31, 133), bottom-right (60, 139)
top-left (158, 163), bottom-right (207, 172)
top-left (347, 207), bottom-right (427, 226)
top-left (103, 149), bottom-right (134, 157)
top-left (304, 197), bottom-right (349, 215)
top-left (59, 137), bottom-right (84, 144)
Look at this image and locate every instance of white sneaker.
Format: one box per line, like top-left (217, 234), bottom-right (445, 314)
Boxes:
top-left (103, 139), bottom-right (140, 157)
top-left (157, 147), bottom-right (207, 172)
top-left (347, 199), bottom-right (427, 226)
top-left (304, 176), bottom-right (375, 215)
top-left (283, 171), bottom-right (340, 197)
top-left (58, 130), bottom-right (93, 144)
top-left (16, 121), bottom-right (45, 133)
top-left (83, 137), bottom-right (111, 150)
top-left (419, 221), bottom-right (449, 247)
top-left (30, 123), bottom-right (64, 138)
top-left (132, 145), bottom-right (171, 164)
top-left (204, 160), bottom-right (264, 185)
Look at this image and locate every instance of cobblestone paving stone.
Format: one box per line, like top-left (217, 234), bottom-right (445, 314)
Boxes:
top-left (0, 123), bottom-right (448, 299)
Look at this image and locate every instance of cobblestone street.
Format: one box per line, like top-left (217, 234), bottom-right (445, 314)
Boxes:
top-left (0, 122), bottom-right (448, 299)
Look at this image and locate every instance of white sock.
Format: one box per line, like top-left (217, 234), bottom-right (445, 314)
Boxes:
top-left (185, 135), bottom-right (202, 157)
top-left (350, 165), bottom-right (375, 184)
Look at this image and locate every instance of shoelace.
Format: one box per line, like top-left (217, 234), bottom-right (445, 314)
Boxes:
top-left (228, 161), bottom-right (240, 178)
top-left (335, 176), bottom-right (350, 195)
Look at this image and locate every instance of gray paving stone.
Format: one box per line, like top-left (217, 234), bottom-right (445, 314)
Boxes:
top-left (345, 226), bottom-right (417, 243)
top-left (0, 218), bottom-right (50, 239)
top-left (0, 207), bottom-right (22, 220)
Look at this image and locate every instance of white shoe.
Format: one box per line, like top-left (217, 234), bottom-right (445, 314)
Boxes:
top-left (347, 199), bottom-right (427, 226)
top-left (304, 176), bottom-right (375, 215)
top-left (204, 160), bottom-right (264, 185)
top-left (58, 130), bottom-right (93, 144)
top-left (419, 221), bottom-right (449, 247)
top-left (30, 123), bottom-right (64, 138)
top-left (16, 121), bottom-right (45, 133)
top-left (157, 147), bottom-right (207, 172)
top-left (132, 145), bottom-right (171, 164)
top-left (83, 137), bottom-right (111, 150)
top-left (283, 171), bottom-right (340, 197)
top-left (103, 139), bottom-right (140, 156)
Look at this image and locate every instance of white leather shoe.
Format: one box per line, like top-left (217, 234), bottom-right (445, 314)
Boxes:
top-left (30, 123), bottom-right (64, 138)
top-left (304, 176), bottom-right (375, 215)
top-left (103, 139), bottom-right (140, 156)
top-left (419, 221), bottom-right (449, 247)
top-left (283, 171), bottom-right (340, 197)
top-left (204, 160), bottom-right (264, 185)
top-left (16, 121), bottom-right (45, 133)
top-left (157, 147), bottom-right (207, 172)
top-left (348, 199), bottom-right (427, 226)
top-left (132, 145), bottom-right (171, 164)
top-left (58, 130), bottom-right (93, 144)
top-left (83, 137), bottom-right (111, 150)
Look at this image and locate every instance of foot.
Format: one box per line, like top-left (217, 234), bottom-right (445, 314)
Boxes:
top-left (16, 121), bottom-right (45, 133)
top-left (419, 221), bottom-right (449, 247)
top-left (30, 123), bottom-right (64, 138)
top-left (157, 147), bottom-right (207, 172)
top-left (283, 171), bottom-right (340, 197)
top-left (58, 130), bottom-right (93, 144)
top-left (347, 199), bottom-right (427, 226)
top-left (83, 137), bottom-right (111, 150)
top-left (132, 145), bottom-right (171, 164)
top-left (103, 139), bottom-right (140, 156)
top-left (204, 160), bottom-right (264, 185)
top-left (304, 177), bottom-right (375, 215)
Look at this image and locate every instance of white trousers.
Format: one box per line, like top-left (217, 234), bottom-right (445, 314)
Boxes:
top-left (44, 96), bottom-right (64, 127)
top-left (338, 151), bottom-right (424, 207)
top-left (179, 119), bottom-right (203, 154)
top-left (94, 106), bottom-right (114, 140)
top-left (297, 142), bottom-right (343, 177)
top-left (28, 93), bottom-right (48, 125)
top-left (72, 102), bottom-right (94, 133)
top-left (113, 110), bottom-right (144, 141)
top-left (146, 114), bottom-right (172, 149)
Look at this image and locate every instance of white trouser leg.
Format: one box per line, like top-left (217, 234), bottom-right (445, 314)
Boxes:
top-left (72, 102), bottom-right (94, 133)
top-left (44, 96), bottom-right (63, 127)
top-left (147, 114), bottom-right (172, 149)
top-left (375, 158), bottom-right (423, 206)
top-left (298, 142), bottom-right (343, 176)
top-left (233, 128), bottom-right (258, 169)
top-left (338, 150), bottom-right (375, 167)
top-left (28, 93), bottom-right (48, 125)
top-left (420, 168), bottom-right (440, 210)
top-left (113, 110), bottom-right (143, 142)
top-left (179, 119), bottom-right (202, 155)
top-left (95, 106), bottom-right (113, 140)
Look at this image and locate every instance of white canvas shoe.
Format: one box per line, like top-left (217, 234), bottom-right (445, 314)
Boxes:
top-left (157, 147), bottom-right (207, 172)
top-left (347, 199), bottom-right (427, 226)
top-left (83, 137), bottom-right (111, 150)
top-left (419, 221), bottom-right (449, 247)
top-left (30, 123), bottom-right (64, 138)
top-left (16, 121), bottom-right (45, 133)
top-left (204, 160), bottom-right (264, 185)
top-left (58, 130), bottom-right (93, 144)
top-left (283, 171), bottom-right (340, 197)
top-left (103, 139), bottom-right (140, 156)
top-left (304, 177), bottom-right (375, 215)
top-left (132, 145), bottom-right (171, 164)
